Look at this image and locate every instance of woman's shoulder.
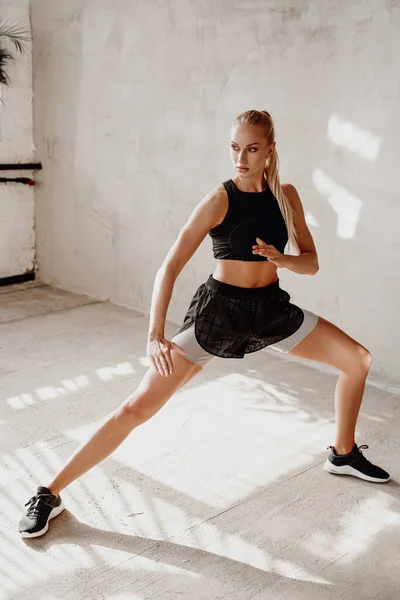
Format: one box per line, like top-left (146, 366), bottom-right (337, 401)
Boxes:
top-left (281, 183), bottom-right (302, 210)
top-left (281, 183), bottom-right (296, 195)
top-left (213, 180), bottom-right (232, 194)
top-left (201, 183), bottom-right (230, 230)
top-left (205, 182), bottom-right (229, 202)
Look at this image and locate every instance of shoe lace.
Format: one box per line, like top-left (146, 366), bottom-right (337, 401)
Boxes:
top-left (356, 444), bottom-right (373, 464)
top-left (24, 493), bottom-right (54, 517)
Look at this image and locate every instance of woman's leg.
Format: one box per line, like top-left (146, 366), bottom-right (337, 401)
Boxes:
top-left (46, 352), bottom-right (202, 496)
top-left (287, 316), bottom-right (372, 455)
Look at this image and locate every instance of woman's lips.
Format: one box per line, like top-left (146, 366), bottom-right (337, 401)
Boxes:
top-left (236, 167), bottom-right (249, 172)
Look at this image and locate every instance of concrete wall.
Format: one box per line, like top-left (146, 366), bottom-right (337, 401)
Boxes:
top-left (0, 0), bottom-right (35, 278)
top-left (31, 0), bottom-right (400, 385)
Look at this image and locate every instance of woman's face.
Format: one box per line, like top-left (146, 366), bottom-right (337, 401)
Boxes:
top-left (230, 123), bottom-right (274, 177)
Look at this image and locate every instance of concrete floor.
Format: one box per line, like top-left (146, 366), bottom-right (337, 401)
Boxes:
top-left (1, 281), bottom-right (399, 600)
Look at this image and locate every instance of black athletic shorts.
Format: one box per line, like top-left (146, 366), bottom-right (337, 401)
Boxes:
top-left (171, 274), bottom-right (319, 367)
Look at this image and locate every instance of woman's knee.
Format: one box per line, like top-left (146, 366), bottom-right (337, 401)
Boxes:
top-left (116, 394), bottom-right (154, 426)
top-left (345, 344), bottom-right (372, 376)
top-left (115, 354), bottom-right (201, 426)
top-left (357, 345), bottom-right (372, 372)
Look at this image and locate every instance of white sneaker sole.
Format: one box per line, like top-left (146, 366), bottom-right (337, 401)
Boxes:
top-left (20, 500), bottom-right (65, 538)
top-left (324, 460), bottom-right (390, 483)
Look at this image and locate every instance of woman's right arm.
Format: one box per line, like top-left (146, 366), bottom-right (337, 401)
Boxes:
top-left (147, 186), bottom-right (227, 376)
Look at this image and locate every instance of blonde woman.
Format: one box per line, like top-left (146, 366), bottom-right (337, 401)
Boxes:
top-left (19, 110), bottom-right (390, 539)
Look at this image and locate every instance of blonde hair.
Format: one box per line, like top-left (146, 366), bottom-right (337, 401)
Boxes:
top-left (234, 109), bottom-right (299, 252)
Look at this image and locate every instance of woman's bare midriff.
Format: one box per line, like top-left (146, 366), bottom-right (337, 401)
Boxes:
top-left (212, 259), bottom-right (279, 288)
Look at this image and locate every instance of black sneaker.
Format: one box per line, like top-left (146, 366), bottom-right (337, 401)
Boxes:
top-left (324, 444), bottom-right (390, 483)
top-left (19, 486), bottom-right (65, 538)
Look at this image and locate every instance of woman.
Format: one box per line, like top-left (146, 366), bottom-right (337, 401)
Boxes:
top-left (19, 110), bottom-right (390, 539)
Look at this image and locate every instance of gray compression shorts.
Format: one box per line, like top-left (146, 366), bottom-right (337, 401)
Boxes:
top-left (170, 308), bottom-right (319, 368)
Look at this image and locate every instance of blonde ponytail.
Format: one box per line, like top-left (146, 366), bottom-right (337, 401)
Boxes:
top-left (234, 110), bottom-right (299, 253)
top-left (266, 146), bottom-right (299, 253)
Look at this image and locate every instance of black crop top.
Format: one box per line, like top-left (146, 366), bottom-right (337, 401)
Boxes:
top-left (208, 178), bottom-right (288, 261)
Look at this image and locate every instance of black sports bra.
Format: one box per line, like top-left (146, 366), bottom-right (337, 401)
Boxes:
top-left (208, 178), bottom-right (288, 261)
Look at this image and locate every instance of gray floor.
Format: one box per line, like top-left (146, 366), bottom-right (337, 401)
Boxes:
top-left (1, 281), bottom-right (399, 600)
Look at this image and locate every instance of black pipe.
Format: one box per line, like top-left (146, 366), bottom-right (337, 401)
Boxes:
top-left (0, 177), bottom-right (35, 185)
top-left (0, 272), bottom-right (36, 287)
top-left (0, 162), bottom-right (42, 171)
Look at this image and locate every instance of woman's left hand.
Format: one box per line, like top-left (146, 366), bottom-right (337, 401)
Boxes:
top-left (252, 237), bottom-right (288, 267)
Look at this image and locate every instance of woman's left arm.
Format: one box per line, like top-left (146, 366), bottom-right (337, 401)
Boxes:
top-left (252, 184), bottom-right (319, 275)
top-left (281, 183), bottom-right (319, 275)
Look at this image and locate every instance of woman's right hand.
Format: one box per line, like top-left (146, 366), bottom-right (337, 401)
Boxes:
top-left (146, 335), bottom-right (187, 377)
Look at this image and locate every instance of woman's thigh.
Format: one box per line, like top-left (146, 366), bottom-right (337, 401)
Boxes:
top-left (286, 316), bottom-right (372, 374)
top-left (170, 325), bottom-right (216, 369)
top-left (119, 350), bottom-right (203, 423)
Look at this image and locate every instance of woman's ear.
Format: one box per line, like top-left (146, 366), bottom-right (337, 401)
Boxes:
top-left (267, 142), bottom-right (276, 158)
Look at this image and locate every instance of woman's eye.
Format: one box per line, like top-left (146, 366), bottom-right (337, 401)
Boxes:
top-left (230, 146), bottom-right (257, 152)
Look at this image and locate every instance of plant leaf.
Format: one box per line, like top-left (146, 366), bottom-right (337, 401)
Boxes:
top-left (0, 46), bottom-right (14, 86)
top-left (0, 19), bottom-right (30, 53)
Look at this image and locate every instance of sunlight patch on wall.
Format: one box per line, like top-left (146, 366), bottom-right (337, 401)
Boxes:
top-left (312, 169), bottom-right (362, 239)
top-left (327, 114), bottom-right (380, 161)
top-left (305, 212), bottom-right (318, 227)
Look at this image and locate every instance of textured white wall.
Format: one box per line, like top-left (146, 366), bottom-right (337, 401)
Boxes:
top-left (31, 0), bottom-right (400, 385)
top-left (0, 0), bottom-right (35, 278)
